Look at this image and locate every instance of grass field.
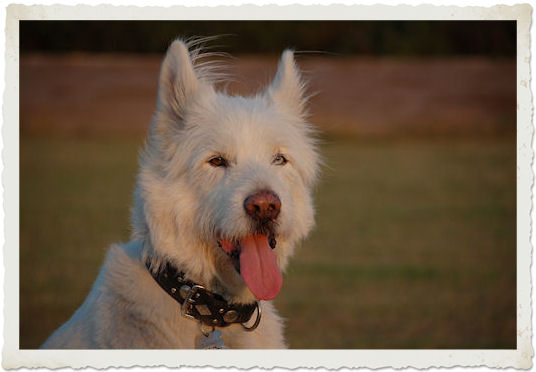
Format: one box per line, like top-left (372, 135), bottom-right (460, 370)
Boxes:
top-left (20, 134), bottom-right (516, 349)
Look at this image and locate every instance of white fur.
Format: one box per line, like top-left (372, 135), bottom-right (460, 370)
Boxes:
top-left (41, 38), bottom-right (319, 349)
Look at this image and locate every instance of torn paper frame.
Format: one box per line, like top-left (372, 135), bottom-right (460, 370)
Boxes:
top-left (2, 3), bottom-right (532, 369)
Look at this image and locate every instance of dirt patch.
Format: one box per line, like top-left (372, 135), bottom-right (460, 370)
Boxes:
top-left (20, 53), bottom-right (516, 137)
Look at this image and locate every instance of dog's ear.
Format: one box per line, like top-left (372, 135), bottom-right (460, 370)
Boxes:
top-left (267, 50), bottom-right (307, 117)
top-left (156, 39), bottom-right (200, 125)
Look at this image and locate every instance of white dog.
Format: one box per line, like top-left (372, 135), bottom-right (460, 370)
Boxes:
top-left (41, 38), bottom-right (319, 349)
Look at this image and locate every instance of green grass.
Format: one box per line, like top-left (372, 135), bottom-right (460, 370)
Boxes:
top-left (20, 135), bottom-right (516, 349)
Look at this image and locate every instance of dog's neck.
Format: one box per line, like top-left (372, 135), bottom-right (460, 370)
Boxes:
top-left (145, 254), bottom-right (228, 301)
top-left (142, 238), bottom-right (254, 304)
top-left (145, 256), bottom-right (259, 330)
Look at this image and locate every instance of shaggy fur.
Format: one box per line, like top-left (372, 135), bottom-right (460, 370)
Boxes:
top-left (41, 38), bottom-right (319, 349)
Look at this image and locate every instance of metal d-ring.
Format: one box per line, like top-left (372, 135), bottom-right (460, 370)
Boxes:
top-left (241, 301), bottom-right (262, 331)
top-left (199, 321), bottom-right (215, 337)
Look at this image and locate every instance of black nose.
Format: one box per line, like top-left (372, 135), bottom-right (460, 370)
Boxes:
top-left (243, 190), bottom-right (281, 221)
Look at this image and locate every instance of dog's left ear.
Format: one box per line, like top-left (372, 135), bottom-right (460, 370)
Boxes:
top-left (267, 50), bottom-right (307, 118)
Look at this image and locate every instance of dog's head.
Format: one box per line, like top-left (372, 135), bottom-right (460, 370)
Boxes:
top-left (133, 39), bottom-right (319, 303)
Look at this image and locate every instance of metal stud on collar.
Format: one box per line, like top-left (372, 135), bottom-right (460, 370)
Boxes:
top-left (241, 301), bottom-right (262, 331)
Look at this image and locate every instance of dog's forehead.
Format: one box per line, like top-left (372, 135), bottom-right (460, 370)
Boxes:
top-left (211, 94), bottom-right (277, 121)
top-left (199, 94), bottom-right (291, 146)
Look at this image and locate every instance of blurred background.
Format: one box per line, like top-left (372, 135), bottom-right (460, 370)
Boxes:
top-left (20, 21), bottom-right (516, 349)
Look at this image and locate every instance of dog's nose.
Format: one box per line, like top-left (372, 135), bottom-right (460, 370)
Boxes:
top-left (244, 190), bottom-right (281, 221)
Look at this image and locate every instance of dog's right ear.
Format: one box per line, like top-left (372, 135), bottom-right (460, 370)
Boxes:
top-left (156, 40), bottom-right (200, 126)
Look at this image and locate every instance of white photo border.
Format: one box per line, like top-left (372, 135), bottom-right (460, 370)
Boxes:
top-left (3, 3), bottom-right (531, 369)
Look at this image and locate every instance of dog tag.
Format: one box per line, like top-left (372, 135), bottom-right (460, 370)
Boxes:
top-left (195, 329), bottom-right (227, 349)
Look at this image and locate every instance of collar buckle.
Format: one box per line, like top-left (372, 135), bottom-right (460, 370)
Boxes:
top-left (146, 259), bottom-right (259, 330)
top-left (181, 284), bottom-right (205, 320)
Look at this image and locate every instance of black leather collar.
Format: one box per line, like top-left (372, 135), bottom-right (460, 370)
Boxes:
top-left (146, 260), bottom-right (258, 328)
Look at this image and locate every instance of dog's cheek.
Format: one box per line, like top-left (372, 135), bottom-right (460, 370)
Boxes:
top-left (293, 190), bottom-right (315, 238)
top-left (192, 181), bottom-right (243, 241)
top-left (185, 166), bottom-right (226, 225)
top-left (275, 240), bottom-right (294, 272)
top-left (140, 174), bottom-right (201, 262)
top-left (280, 169), bottom-right (314, 240)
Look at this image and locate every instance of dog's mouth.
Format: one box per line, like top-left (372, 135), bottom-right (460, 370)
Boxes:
top-left (217, 232), bottom-right (282, 301)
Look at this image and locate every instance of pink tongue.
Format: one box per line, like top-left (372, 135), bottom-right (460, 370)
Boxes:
top-left (239, 234), bottom-right (282, 300)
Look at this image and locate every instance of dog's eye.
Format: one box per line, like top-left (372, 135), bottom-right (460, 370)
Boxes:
top-left (272, 154), bottom-right (288, 166)
top-left (208, 156), bottom-right (228, 167)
